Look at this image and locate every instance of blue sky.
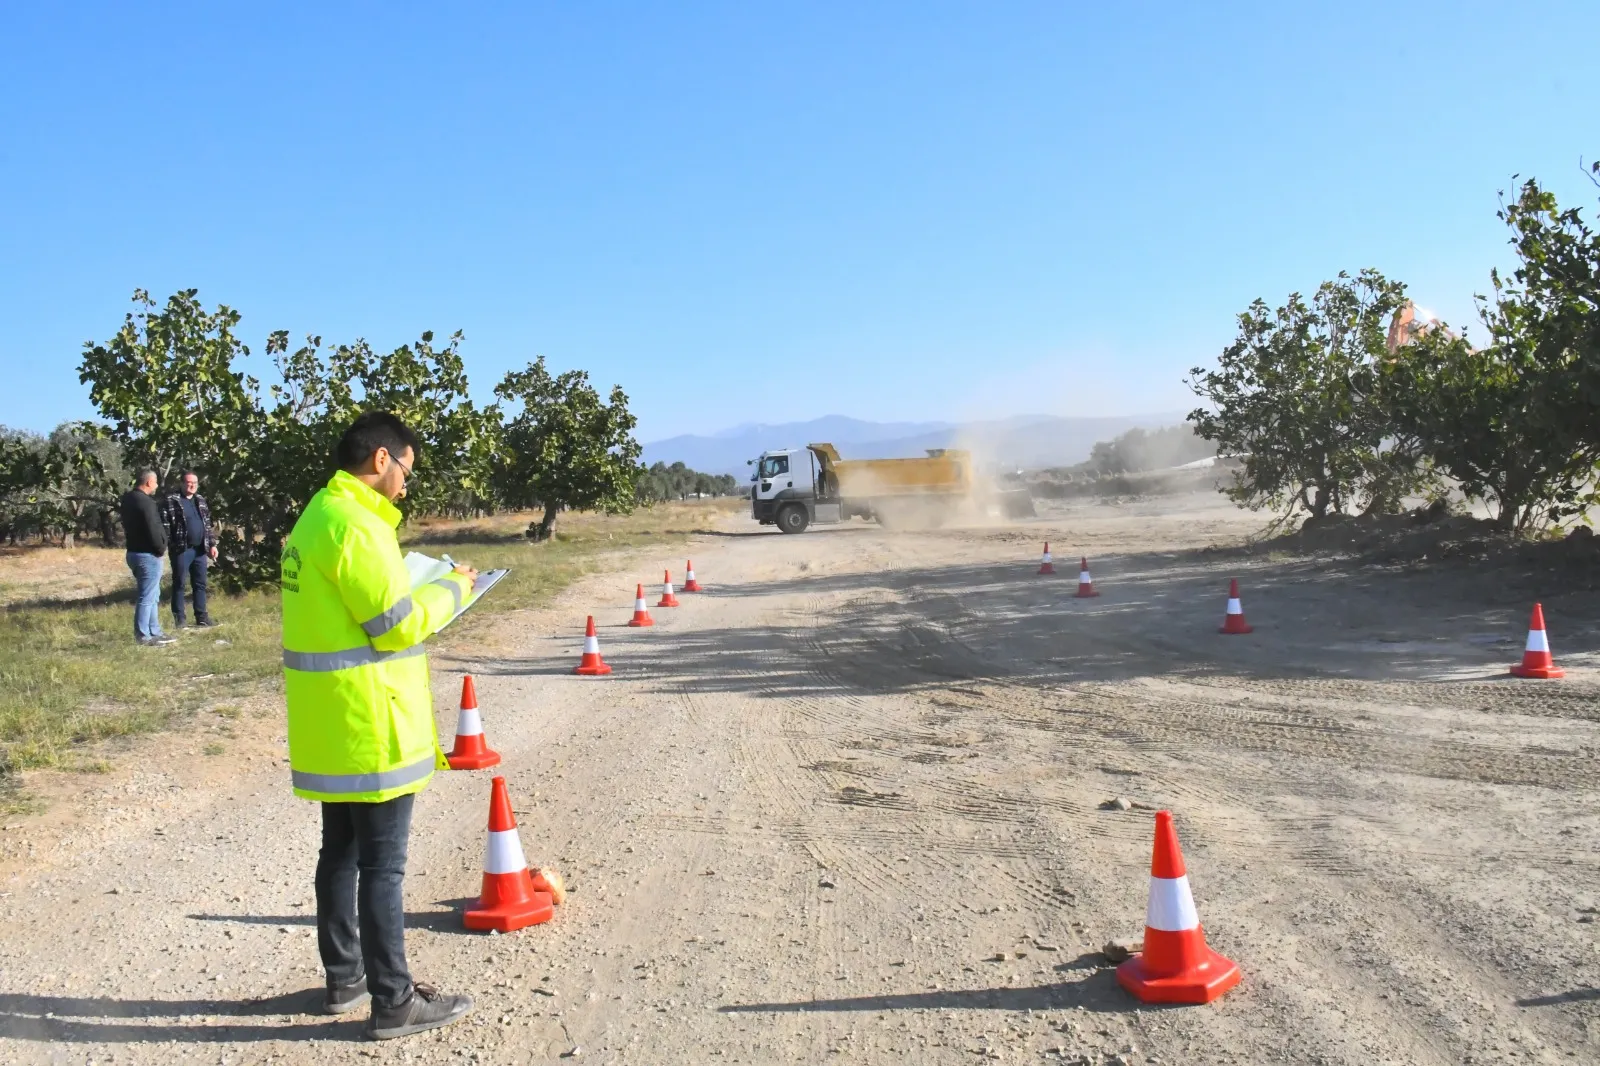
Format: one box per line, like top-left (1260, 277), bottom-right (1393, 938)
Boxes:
top-left (3, 1), bottom-right (1598, 443)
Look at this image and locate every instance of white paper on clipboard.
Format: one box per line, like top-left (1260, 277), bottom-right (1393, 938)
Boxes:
top-left (401, 551), bottom-right (510, 629)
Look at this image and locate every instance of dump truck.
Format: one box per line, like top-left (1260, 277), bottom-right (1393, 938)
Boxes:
top-left (749, 443), bottom-right (1034, 533)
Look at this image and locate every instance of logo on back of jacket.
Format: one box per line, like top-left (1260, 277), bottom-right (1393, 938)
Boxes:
top-left (281, 546), bottom-right (302, 593)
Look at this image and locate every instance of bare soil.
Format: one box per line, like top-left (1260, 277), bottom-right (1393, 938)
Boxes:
top-left (2, 491), bottom-right (1597, 1064)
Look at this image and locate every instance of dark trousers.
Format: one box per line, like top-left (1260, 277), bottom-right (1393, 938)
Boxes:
top-left (316, 794), bottom-right (415, 1009)
top-left (170, 547), bottom-right (210, 624)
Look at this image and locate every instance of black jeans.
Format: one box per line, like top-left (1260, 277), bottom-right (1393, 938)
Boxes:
top-left (316, 794), bottom-right (415, 1009)
top-left (169, 547), bottom-right (210, 624)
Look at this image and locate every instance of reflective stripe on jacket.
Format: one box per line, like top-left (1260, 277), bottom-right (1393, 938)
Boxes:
top-left (281, 470), bottom-right (474, 803)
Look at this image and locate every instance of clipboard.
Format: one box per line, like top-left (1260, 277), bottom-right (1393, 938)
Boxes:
top-left (402, 551), bottom-right (510, 630)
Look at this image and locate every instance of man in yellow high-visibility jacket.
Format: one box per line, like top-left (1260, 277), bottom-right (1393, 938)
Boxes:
top-left (282, 411), bottom-right (477, 1041)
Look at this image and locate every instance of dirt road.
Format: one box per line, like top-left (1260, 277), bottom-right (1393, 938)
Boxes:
top-left (3, 493), bottom-right (1598, 1064)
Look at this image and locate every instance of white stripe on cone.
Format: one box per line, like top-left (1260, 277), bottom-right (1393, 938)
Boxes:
top-left (454, 708), bottom-right (483, 737)
top-left (1145, 874), bottom-right (1201, 932)
top-left (484, 827), bottom-right (529, 875)
top-left (1526, 628), bottom-right (1550, 653)
top-left (1080, 570), bottom-right (1092, 582)
top-left (634, 595), bottom-right (647, 611)
top-left (1042, 552), bottom-right (1052, 563)
top-left (664, 581), bottom-right (675, 596)
top-left (686, 569), bottom-right (696, 581)
top-left (1226, 598), bottom-right (1242, 614)
top-left (583, 634), bottom-right (600, 654)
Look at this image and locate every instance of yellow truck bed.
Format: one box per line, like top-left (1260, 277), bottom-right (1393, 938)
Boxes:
top-left (810, 444), bottom-right (973, 498)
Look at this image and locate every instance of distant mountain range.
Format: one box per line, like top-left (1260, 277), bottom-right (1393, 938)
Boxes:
top-left (641, 413), bottom-right (1190, 475)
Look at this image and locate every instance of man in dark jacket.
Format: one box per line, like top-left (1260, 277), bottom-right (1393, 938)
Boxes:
top-left (120, 469), bottom-right (174, 646)
top-left (162, 470), bottom-right (218, 627)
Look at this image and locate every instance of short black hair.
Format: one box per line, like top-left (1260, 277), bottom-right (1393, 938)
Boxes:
top-left (336, 411), bottom-right (420, 472)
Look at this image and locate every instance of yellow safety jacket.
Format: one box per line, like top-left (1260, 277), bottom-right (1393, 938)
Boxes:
top-left (281, 470), bottom-right (474, 803)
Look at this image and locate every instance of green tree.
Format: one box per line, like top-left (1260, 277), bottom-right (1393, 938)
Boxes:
top-left (0, 424), bottom-right (114, 547)
top-left (1187, 269), bottom-right (1419, 522)
top-left (493, 357), bottom-right (641, 540)
top-left (79, 289), bottom-right (262, 482)
top-left (81, 290), bottom-right (500, 588)
top-left (1382, 168), bottom-right (1600, 533)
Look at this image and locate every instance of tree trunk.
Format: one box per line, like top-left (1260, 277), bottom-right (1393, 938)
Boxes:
top-left (526, 501), bottom-right (561, 542)
top-left (1309, 483), bottom-right (1331, 519)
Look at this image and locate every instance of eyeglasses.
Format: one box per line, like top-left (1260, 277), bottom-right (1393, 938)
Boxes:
top-left (390, 452), bottom-right (413, 486)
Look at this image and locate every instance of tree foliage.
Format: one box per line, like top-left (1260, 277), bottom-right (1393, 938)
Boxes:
top-left (1189, 160), bottom-right (1600, 536)
top-left (74, 292), bottom-right (644, 587)
top-left (635, 461), bottom-right (740, 503)
top-left (1187, 269), bottom-right (1419, 521)
top-left (1380, 169), bottom-right (1600, 532)
top-left (1083, 425), bottom-right (1215, 476)
top-left (0, 424), bottom-right (114, 547)
top-left (493, 357), bottom-right (642, 541)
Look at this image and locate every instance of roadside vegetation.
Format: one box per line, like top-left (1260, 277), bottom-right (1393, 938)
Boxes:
top-left (1190, 162), bottom-right (1600, 536)
top-left (0, 498), bottom-right (741, 811)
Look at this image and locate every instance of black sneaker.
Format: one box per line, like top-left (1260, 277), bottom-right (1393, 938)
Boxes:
top-left (140, 635), bottom-right (178, 647)
top-left (324, 975), bottom-right (370, 1015)
top-left (365, 982), bottom-right (473, 1041)
top-left (194, 618), bottom-right (219, 628)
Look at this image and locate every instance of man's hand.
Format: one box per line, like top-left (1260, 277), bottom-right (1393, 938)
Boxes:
top-left (453, 563), bottom-right (479, 585)
top-left (209, 546), bottom-right (219, 561)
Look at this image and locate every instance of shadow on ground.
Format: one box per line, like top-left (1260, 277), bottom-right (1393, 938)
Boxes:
top-left (719, 963), bottom-right (1145, 1016)
top-left (0, 989), bottom-right (359, 1043)
top-left (464, 542), bottom-right (1600, 698)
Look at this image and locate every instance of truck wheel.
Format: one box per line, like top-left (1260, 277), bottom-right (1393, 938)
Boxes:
top-left (777, 504), bottom-right (810, 534)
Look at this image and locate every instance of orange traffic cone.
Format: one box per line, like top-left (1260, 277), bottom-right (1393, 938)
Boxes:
top-left (446, 675), bottom-right (501, 770)
top-left (683, 560), bottom-right (703, 593)
top-left (657, 570), bottom-right (681, 608)
top-left (462, 776), bottom-right (555, 933)
top-left (628, 584), bottom-right (655, 627)
top-left (573, 615), bottom-right (611, 676)
top-left (1037, 542), bottom-right (1056, 575)
top-left (1219, 579), bottom-right (1252, 634)
top-left (1117, 810), bottom-right (1241, 1005)
top-left (1075, 557), bottom-right (1100, 598)
top-left (1510, 603), bottom-right (1564, 679)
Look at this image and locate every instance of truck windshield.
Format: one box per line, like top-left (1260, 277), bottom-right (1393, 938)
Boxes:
top-left (759, 455), bottom-right (789, 478)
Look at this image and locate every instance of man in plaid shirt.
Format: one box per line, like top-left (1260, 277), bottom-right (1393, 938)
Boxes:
top-left (162, 470), bottom-right (219, 627)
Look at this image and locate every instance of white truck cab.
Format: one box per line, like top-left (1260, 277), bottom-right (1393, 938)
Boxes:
top-left (749, 447), bottom-right (840, 534)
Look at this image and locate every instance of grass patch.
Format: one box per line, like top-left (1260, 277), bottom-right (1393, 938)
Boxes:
top-left (0, 499), bottom-right (741, 787)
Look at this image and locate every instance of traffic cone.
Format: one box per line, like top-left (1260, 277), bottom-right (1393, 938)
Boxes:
top-left (573, 615), bottom-right (612, 676)
top-left (1116, 810), bottom-right (1241, 1005)
top-left (1037, 542), bottom-right (1056, 575)
top-left (1075, 557), bottom-right (1100, 598)
top-left (683, 560), bottom-right (703, 593)
top-left (657, 570), bottom-right (681, 608)
top-left (1219, 579), bottom-right (1252, 634)
top-left (462, 776), bottom-right (555, 933)
top-left (445, 675), bottom-right (501, 770)
top-left (1510, 603), bottom-right (1564, 679)
top-left (628, 584), bottom-right (655, 627)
